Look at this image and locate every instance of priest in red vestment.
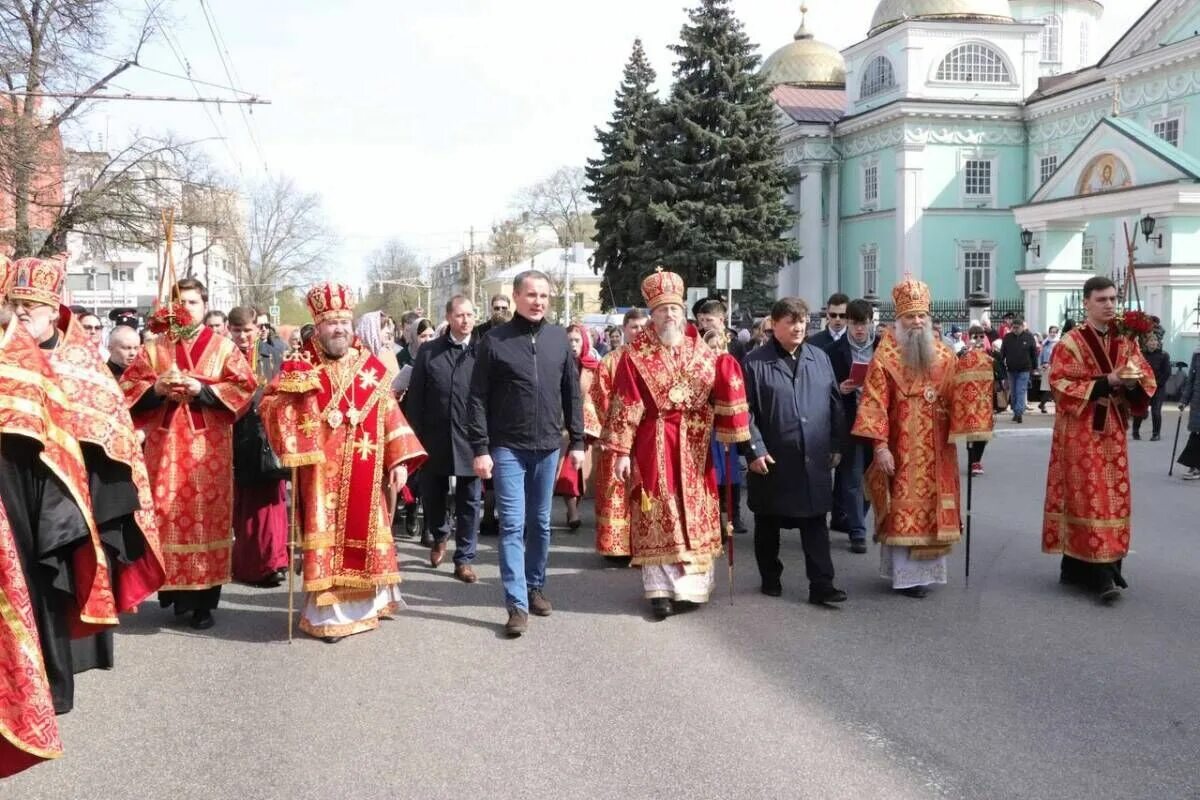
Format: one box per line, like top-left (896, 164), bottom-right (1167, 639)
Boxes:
top-left (852, 276), bottom-right (991, 598)
top-left (120, 278), bottom-right (256, 630)
top-left (601, 269), bottom-right (751, 619)
top-left (260, 282), bottom-right (427, 642)
top-left (590, 309), bottom-right (648, 559)
top-left (1042, 276), bottom-right (1155, 603)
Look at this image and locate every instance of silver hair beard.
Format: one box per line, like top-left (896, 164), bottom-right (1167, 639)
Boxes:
top-left (897, 322), bottom-right (935, 374)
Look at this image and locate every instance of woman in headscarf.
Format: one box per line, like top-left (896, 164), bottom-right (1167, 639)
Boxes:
top-left (553, 324), bottom-right (601, 529)
top-left (355, 310), bottom-right (401, 375)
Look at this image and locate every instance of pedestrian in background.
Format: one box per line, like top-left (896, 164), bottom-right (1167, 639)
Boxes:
top-left (1177, 345), bottom-right (1200, 480)
top-left (1132, 334), bottom-right (1171, 441)
top-left (1037, 325), bottom-right (1060, 412)
top-left (825, 298), bottom-right (875, 552)
top-left (468, 270), bottom-right (583, 637)
top-left (1000, 317), bottom-right (1038, 423)
top-left (554, 323), bottom-right (601, 529)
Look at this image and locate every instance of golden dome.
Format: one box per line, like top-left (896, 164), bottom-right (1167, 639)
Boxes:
top-left (761, 6), bottom-right (847, 88)
top-left (869, 0), bottom-right (1013, 36)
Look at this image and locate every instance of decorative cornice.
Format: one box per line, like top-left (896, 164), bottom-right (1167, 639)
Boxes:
top-left (838, 120), bottom-right (1026, 157)
top-left (781, 139), bottom-right (838, 165)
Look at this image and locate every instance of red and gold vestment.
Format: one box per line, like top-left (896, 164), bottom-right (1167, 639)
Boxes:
top-left (0, 322), bottom-right (117, 632)
top-left (591, 347), bottom-right (631, 556)
top-left (0, 499), bottom-right (61, 778)
top-left (49, 310), bottom-right (164, 609)
top-left (852, 329), bottom-right (986, 558)
top-left (121, 327), bottom-right (255, 591)
top-left (260, 341), bottom-right (426, 638)
top-left (600, 327), bottom-right (750, 570)
top-left (1042, 325), bottom-right (1155, 563)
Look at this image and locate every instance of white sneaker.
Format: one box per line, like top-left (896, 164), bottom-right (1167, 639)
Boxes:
top-left (1183, 469), bottom-right (1200, 481)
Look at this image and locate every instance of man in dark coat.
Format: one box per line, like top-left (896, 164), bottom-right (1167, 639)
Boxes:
top-left (694, 296), bottom-right (747, 363)
top-left (824, 298), bottom-right (876, 553)
top-left (805, 292), bottom-right (850, 351)
top-left (407, 295), bottom-right (482, 583)
top-left (741, 297), bottom-right (847, 605)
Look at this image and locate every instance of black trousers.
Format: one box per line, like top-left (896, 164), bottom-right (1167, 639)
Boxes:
top-left (967, 440), bottom-right (988, 463)
top-left (1132, 391), bottom-right (1165, 436)
top-left (420, 473), bottom-right (481, 565)
top-left (753, 514), bottom-right (835, 591)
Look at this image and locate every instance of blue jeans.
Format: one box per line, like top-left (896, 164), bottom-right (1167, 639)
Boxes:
top-left (490, 447), bottom-right (558, 612)
top-left (1010, 371), bottom-right (1031, 417)
top-left (833, 442), bottom-right (868, 542)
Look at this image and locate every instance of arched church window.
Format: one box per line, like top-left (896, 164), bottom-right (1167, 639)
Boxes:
top-left (860, 56), bottom-right (896, 98)
top-left (935, 44), bottom-right (1012, 84)
top-left (1041, 15), bottom-right (1061, 62)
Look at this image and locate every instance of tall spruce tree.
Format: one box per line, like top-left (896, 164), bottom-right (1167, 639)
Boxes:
top-left (649, 0), bottom-right (795, 312)
top-left (586, 39), bottom-right (661, 308)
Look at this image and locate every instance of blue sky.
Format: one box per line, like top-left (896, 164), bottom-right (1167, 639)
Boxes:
top-left (72, 0), bottom-right (1155, 281)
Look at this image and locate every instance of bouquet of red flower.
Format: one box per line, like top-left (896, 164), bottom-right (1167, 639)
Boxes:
top-left (147, 301), bottom-right (200, 341)
top-left (1114, 309), bottom-right (1153, 340)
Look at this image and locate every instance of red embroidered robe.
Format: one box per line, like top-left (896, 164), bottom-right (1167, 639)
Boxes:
top-left (591, 347), bottom-right (631, 556)
top-left (1042, 325), bottom-right (1155, 563)
top-left (121, 327), bottom-right (255, 590)
top-left (600, 327), bottom-right (750, 570)
top-left (852, 330), bottom-right (986, 558)
top-left (0, 499), bottom-right (61, 778)
top-left (259, 342), bottom-right (426, 609)
top-left (49, 310), bottom-right (164, 609)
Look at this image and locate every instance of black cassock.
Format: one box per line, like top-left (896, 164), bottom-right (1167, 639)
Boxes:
top-left (68, 444), bottom-right (144, 674)
top-left (0, 433), bottom-right (92, 714)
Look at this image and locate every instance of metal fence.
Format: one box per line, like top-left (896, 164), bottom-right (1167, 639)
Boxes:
top-left (872, 298), bottom-right (1024, 328)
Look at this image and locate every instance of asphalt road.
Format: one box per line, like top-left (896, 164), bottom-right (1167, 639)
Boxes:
top-left (4, 408), bottom-right (1198, 800)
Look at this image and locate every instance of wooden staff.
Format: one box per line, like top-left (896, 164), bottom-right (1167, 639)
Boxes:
top-left (287, 467), bottom-right (298, 643)
top-left (724, 443), bottom-right (735, 605)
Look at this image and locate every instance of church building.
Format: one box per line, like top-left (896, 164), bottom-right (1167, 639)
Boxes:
top-left (764, 0), bottom-right (1200, 355)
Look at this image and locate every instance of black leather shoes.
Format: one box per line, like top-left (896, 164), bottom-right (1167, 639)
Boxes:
top-left (650, 597), bottom-right (674, 619)
top-left (809, 587), bottom-right (848, 605)
top-left (850, 540), bottom-right (868, 554)
top-left (898, 586), bottom-right (929, 599)
top-left (760, 583), bottom-right (782, 597)
top-left (189, 610), bottom-right (214, 630)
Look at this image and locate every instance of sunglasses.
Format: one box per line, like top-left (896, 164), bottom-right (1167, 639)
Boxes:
top-left (826, 312), bottom-right (846, 319)
top-left (492, 306), bottom-right (508, 312)
top-left (82, 324), bottom-right (104, 331)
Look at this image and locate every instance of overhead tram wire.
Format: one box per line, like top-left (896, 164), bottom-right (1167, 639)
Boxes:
top-left (198, 0), bottom-right (269, 173)
top-left (91, 51), bottom-right (259, 96)
top-left (144, 0), bottom-right (244, 175)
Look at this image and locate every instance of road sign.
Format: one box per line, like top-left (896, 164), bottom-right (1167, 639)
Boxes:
top-left (686, 286), bottom-right (707, 316)
top-left (715, 260), bottom-right (743, 291)
top-left (269, 304), bottom-right (280, 324)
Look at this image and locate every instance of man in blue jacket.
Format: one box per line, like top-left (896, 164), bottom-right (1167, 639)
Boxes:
top-left (468, 270), bottom-right (584, 637)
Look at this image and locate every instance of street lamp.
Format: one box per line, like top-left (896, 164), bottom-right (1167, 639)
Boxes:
top-left (1020, 229), bottom-right (1040, 257)
top-left (1140, 214), bottom-right (1163, 248)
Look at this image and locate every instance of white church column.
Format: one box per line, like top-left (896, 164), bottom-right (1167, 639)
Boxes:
top-left (798, 162), bottom-right (824, 299)
top-left (895, 144), bottom-right (925, 281)
top-left (827, 162), bottom-right (840, 301)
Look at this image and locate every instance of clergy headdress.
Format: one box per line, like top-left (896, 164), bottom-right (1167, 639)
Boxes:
top-left (641, 267), bottom-right (686, 311)
top-left (8, 256), bottom-right (67, 308)
top-left (892, 274), bottom-right (931, 317)
top-left (306, 281), bottom-right (355, 323)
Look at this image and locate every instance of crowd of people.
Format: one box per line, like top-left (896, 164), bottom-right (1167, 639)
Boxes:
top-left (0, 250), bottom-right (1195, 777)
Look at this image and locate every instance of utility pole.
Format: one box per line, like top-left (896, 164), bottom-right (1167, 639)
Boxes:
top-left (468, 226), bottom-right (477, 310)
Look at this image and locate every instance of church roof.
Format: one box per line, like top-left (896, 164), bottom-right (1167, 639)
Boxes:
top-left (1104, 116), bottom-right (1200, 180)
top-left (868, 0), bottom-right (1013, 37)
top-left (771, 85), bottom-right (847, 124)
top-left (760, 5), bottom-right (846, 89)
